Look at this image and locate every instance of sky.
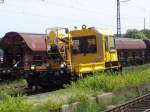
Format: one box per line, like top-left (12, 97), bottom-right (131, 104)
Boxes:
top-left (0, 0), bottom-right (150, 37)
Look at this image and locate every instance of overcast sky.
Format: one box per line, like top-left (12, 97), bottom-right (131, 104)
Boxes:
top-left (0, 0), bottom-right (150, 36)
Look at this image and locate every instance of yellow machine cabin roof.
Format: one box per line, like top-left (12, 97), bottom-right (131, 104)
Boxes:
top-left (70, 27), bottom-right (114, 37)
top-left (96, 28), bottom-right (113, 36)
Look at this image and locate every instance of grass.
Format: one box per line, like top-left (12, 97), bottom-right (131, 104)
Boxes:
top-left (0, 64), bottom-right (150, 112)
top-left (0, 92), bottom-right (32, 112)
top-left (63, 64), bottom-right (150, 111)
top-left (0, 91), bottom-right (63, 112)
top-left (0, 79), bottom-right (27, 95)
top-left (68, 65), bottom-right (150, 93)
top-left (76, 98), bottom-right (97, 112)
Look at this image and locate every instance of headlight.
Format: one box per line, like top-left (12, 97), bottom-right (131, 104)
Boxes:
top-left (2, 70), bottom-right (6, 73)
top-left (60, 62), bottom-right (66, 68)
top-left (7, 70), bottom-right (11, 73)
top-left (31, 65), bottom-right (35, 70)
top-left (0, 58), bottom-right (3, 62)
top-left (60, 64), bottom-right (65, 68)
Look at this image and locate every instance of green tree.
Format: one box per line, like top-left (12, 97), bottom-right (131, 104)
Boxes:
top-left (125, 29), bottom-right (147, 39)
top-left (141, 29), bottom-right (150, 39)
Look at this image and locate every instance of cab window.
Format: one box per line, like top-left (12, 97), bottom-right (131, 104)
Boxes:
top-left (72, 36), bottom-right (97, 54)
top-left (110, 37), bottom-right (116, 50)
top-left (105, 36), bottom-right (109, 51)
top-left (105, 36), bottom-right (116, 51)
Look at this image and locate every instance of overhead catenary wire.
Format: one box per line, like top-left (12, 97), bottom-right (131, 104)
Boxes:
top-left (0, 0), bottom-right (116, 18)
top-left (0, 0), bottom-right (150, 33)
top-left (123, 2), bottom-right (150, 13)
top-left (1, 0), bottom-right (150, 19)
top-left (0, 0), bottom-right (146, 22)
top-left (36, 0), bottom-right (150, 32)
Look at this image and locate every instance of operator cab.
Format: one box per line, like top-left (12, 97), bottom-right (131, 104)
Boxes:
top-left (70, 26), bottom-right (104, 74)
top-left (70, 25), bottom-right (120, 75)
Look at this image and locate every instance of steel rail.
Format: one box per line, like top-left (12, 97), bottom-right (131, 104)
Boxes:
top-left (103, 93), bottom-right (150, 112)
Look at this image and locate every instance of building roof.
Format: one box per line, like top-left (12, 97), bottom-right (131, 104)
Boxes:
top-left (1, 32), bottom-right (47, 52)
top-left (115, 38), bottom-right (146, 50)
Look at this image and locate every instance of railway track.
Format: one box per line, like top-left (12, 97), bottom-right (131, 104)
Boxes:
top-left (103, 93), bottom-right (150, 112)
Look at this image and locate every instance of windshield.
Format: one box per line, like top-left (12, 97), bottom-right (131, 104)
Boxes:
top-left (72, 35), bottom-right (97, 54)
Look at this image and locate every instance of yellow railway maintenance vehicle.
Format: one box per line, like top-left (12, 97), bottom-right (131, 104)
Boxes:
top-left (26, 25), bottom-right (121, 88)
